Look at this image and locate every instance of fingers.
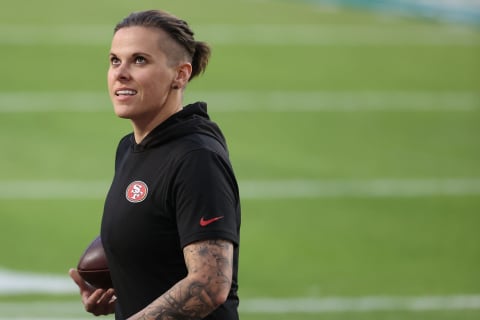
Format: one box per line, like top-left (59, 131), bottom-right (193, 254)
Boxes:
top-left (69, 268), bottom-right (91, 292)
top-left (85, 288), bottom-right (116, 316)
top-left (69, 268), bottom-right (116, 316)
top-left (68, 268), bottom-right (81, 285)
top-left (101, 288), bottom-right (117, 314)
top-left (98, 288), bottom-right (116, 305)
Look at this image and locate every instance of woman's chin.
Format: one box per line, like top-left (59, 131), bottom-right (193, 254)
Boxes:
top-left (114, 112), bottom-right (131, 119)
top-left (113, 106), bottom-right (134, 119)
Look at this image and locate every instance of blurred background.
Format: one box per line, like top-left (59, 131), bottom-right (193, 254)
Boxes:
top-left (0, 0), bottom-right (479, 319)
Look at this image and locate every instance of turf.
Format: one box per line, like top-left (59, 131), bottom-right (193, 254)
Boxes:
top-left (0, 0), bottom-right (479, 319)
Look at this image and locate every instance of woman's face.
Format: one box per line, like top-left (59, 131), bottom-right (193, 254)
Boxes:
top-left (108, 26), bottom-right (178, 121)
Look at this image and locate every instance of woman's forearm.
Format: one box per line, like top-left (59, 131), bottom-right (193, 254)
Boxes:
top-left (129, 240), bottom-right (233, 320)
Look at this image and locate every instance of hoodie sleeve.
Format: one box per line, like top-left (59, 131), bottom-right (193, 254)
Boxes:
top-left (172, 148), bottom-right (240, 248)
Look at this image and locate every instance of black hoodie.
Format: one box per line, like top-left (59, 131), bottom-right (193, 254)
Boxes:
top-left (101, 102), bottom-right (240, 320)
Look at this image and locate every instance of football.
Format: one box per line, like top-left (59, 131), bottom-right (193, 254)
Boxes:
top-left (77, 235), bottom-right (113, 289)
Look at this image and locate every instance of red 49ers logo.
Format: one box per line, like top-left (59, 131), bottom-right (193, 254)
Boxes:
top-left (125, 181), bottom-right (148, 203)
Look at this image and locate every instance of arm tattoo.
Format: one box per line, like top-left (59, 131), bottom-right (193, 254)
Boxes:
top-left (134, 240), bottom-right (233, 320)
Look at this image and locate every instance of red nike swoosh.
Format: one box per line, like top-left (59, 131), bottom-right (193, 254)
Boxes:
top-left (200, 216), bottom-right (224, 227)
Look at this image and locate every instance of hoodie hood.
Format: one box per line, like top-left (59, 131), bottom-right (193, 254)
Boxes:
top-left (131, 102), bottom-right (227, 152)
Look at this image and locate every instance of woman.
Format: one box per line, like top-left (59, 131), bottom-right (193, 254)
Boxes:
top-left (69, 10), bottom-right (241, 320)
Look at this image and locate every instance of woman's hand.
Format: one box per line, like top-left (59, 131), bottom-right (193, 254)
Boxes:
top-left (69, 268), bottom-right (116, 316)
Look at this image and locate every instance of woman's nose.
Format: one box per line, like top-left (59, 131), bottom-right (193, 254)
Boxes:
top-left (114, 64), bottom-right (131, 81)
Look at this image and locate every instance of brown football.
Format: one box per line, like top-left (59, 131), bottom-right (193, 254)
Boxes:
top-left (77, 235), bottom-right (113, 289)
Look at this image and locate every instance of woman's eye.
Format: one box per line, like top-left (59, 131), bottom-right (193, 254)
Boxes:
top-left (110, 57), bottom-right (120, 66)
top-left (135, 56), bottom-right (146, 64)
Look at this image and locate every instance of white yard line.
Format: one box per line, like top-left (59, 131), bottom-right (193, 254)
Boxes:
top-left (239, 178), bottom-right (480, 198)
top-left (240, 295), bottom-right (480, 312)
top-left (0, 296), bottom-right (479, 317)
top-left (0, 24), bottom-right (478, 46)
top-left (0, 269), bottom-right (76, 295)
top-left (1, 267), bottom-right (480, 314)
top-left (0, 179), bottom-right (480, 199)
top-left (0, 318), bottom-right (95, 320)
top-left (0, 91), bottom-right (478, 113)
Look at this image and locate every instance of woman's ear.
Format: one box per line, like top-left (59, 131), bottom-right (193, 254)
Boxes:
top-left (173, 62), bottom-right (192, 89)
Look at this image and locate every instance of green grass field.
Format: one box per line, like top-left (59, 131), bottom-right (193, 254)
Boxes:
top-left (1, 0), bottom-right (480, 319)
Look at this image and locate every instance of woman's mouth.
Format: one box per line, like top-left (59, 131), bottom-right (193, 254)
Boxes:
top-left (115, 89), bottom-right (137, 96)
